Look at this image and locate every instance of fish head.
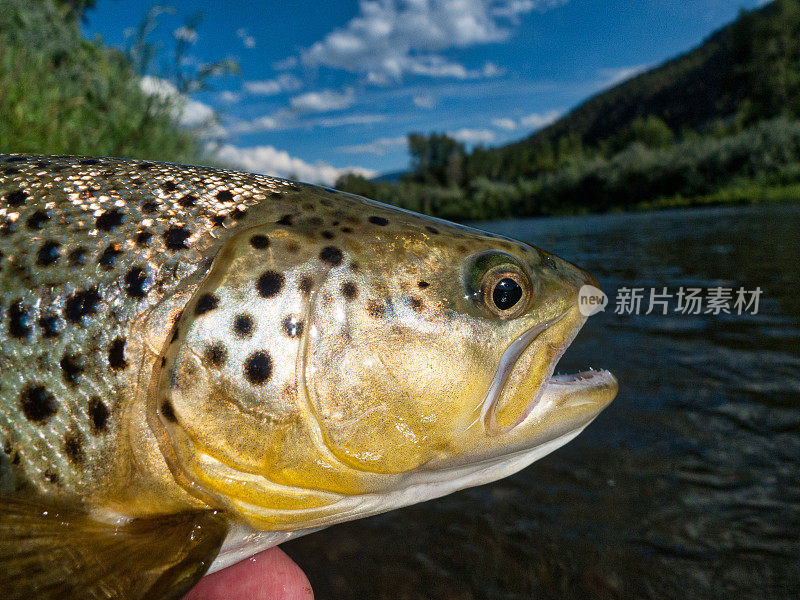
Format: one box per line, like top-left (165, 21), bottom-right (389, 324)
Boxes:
top-left (158, 195), bottom-right (616, 529)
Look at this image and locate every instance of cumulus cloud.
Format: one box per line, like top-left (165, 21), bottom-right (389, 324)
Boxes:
top-left (236, 28), bottom-right (256, 48)
top-left (413, 95), bottom-right (435, 109)
top-left (597, 64), bottom-right (649, 88)
top-left (519, 109), bottom-right (561, 129)
top-left (173, 26), bottom-right (197, 44)
top-left (243, 74), bottom-right (302, 96)
top-left (338, 135), bottom-right (407, 155)
top-left (139, 76), bottom-right (215, 128)
top-left (290, 88), bottom-right (355, 113)
top-left (225, 115), bottom-right (283, 135)
top-left (315, 113), bottom-right (386, 127)
top-left (449, 128), bottom-right (496, 144)
top-left (491, 117), bottom-right (517, 131)
top-left (490, 110), bottom-right (560, 132)
top-left (213, 144), bottom-right (376, 185)
top-left (298, 0), bottom-right (566, 81)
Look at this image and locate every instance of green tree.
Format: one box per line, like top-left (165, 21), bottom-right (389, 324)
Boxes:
top-left (407, 133), bottom-right (466, 187)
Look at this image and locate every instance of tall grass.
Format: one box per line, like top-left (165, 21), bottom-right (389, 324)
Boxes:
top-left (0, 0), bottom-right (200, 162)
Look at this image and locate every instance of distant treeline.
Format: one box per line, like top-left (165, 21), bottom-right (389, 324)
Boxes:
top-left (336, 118), bottom-right (800, 220)
top-left (337, 0), bottom-right (800, 219)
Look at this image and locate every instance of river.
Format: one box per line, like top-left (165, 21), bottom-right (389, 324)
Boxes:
top-left (283, 204), bottom-right (800, 599)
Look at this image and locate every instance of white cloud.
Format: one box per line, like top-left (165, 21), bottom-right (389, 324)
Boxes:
top-left (413, 95), bottom-right (435, 109)
top-left (449, 128), bottom-right (496, 144)
top-left (315, 113), bottom-right (386, 127)
top-left (225, 114), bottom-right (283, 135)
top-left (218, 90), bottom-right (240, 103)
top-left (290, 88), bottom-right (355, 113)
top-left (338, 135), bottom-right (407, 155)
top-left (236, 28), bottom-right (256, 48)
top-left (139, 76), bottom-right (215, 128)
top-left (243, 74), bottom-right (303, 96)
top-left (597, 64), bottom-right (649, 88)
top-left (519, 109), bottom-right (561, 130)
top-left (491, 117), bottom-right (517, 131)
top-left (173, 26), bottom-right (197, 44)
top-left (213, 144), bottom-right (376, 185)
top-left (297, 0), bottom-right (566, 81)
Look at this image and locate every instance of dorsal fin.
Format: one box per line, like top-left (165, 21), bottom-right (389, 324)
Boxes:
top-left (0, 494), bottom-right (228, 600)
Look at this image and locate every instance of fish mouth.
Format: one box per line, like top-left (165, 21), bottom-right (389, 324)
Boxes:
top-left (482, 308), bottom-right (617, 437)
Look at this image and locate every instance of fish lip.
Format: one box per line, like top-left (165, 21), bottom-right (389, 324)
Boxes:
top-left (480, 310), bottom-right (570, 435)
top-left (483, 308), bottom-right (615, 435)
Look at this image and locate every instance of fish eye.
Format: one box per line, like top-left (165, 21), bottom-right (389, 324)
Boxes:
top-left (480, 267), bottom-right (529, 318)
top-left (493, 278), bottom-right (523, 310)
top-left (465, 251), bottom-right (533, 319)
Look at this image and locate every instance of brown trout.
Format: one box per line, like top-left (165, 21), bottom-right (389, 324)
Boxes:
top-left (0, 154), bottom-right (617, 599)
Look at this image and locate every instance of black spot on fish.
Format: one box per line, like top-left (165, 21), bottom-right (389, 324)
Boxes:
top-left (282, 315), bottom-right (303, 338)
top-left (44, 469), bottom-right (59, 484)
top-left (138, 162), bottom-right (155, 170)
top-left (5, 156), bottom-right (26, 162)
top-left (409, 297), bottom-right (424, 311)
top-left (26, 210), bottom-right (49, 230)
top-left (88, 397), bottom-right (109, 433)
top-left (195, 293), bottom-right (219, 315)
top-left (124, 267), bottom-right (148, 298)
top-left (216, 189), bottom-right (234, 203)
top-left (368, 216), bottom-right (389, 226)
top-left (64, 288), bottom-right (101, 323)
top-left (319, 246), bottom-right (343, 267)
top-left (36, 240), bottom-right (61, 266)
top-left (20, 385), bottom-right (57, 423)
top-left (136, 231), bottom-right (151, 247)
top-left (349, 262), bottom-right (359, 271)
top-left (257, 271), bottom-right (284, 298)
top-left (95, 209), bottom-right (124, 232)
top-left (244, 351), bottom-right (272, 385)
top-left (98, 243), bottom-right (122, 269)
top-left (39, 314), bottom-right (62, 337)
top-left (80, 158), bottom-right (99, 165)
top-left (9, 301), bottom-right (32, 338)
top-left (321, 230), bottom-right (335, 240)
top-left (60, 354), bottom-right (84, 386)
top-left (164, 225), bottom-right (191, 250)
top-left (299, 276), bottom-right (313, 295)
top-left (5, 189), bottom-right (27, 206)
top-left (178, 194), bottom-right (197, 208)
top-left (341, 226), bottom-right (353, 233)
top-left (230, 208), bottom-right (247, 220)
top-left (108, 338), bottom-right (127, 370)
top-left (64, 432), bottom-right (84, 464)
top-left (162, 181), bottom-right (178, 193)
top-left (277, 214), bottom-right (293, 226)
top-left (341, 281), bottom-right (358, 301)
top-left (205, 343), bottom-right (227, 368)
top-left (418, 281), bottom-right (430, 289)
top-left (68, 247), bottom-right (87, 266)
top-left (425, 226), bottom-right (440, 234)
top-left (160, 400), bottom-right (177, 422)
top-left (250, 234), bottom-right (270, 249)
top-left (234, 314), bottom-right (254, 338)
top-left (142, 200), bottom-right (159, 213)
top-left (210, 214), bottom-right (226, 228)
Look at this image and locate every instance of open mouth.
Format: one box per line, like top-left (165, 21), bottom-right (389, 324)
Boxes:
top-left (482, 309), bottom-right (617, 434)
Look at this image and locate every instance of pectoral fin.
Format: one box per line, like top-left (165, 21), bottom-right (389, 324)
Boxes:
top-left (0, 494), bottom-right (228, 600)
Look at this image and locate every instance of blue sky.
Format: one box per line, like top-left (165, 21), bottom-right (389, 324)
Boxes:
top-left (85, 0), bottom-right (768, 184)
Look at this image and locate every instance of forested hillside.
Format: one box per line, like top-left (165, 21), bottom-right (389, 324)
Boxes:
top-left (337, 0), bottom-right (800, 218)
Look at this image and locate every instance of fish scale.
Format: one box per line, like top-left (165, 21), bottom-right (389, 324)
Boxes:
top-left (0, 154), bottom-right (296, 497)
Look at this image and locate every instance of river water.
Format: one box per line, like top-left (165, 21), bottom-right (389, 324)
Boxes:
top-left (283, 205), bottom-right (800, 599)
